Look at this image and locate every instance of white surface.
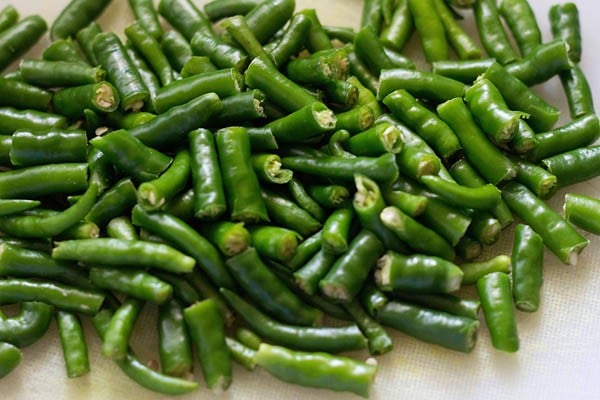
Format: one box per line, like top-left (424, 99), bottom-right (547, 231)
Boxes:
top-left (0, 1), bottom-right (599, 399)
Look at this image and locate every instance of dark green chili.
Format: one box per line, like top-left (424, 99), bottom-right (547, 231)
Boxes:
top-left (160, 30), bottom-right (192, 72)
top-left (107, 216), bottom-right (139, 241)
top-left (90, 129), bottom-right (172, 182)
top-left (131, 206), bottom-right (234, 289)
top-left (9, 128), bottom-right (88, 166)
top-left (197, 221), bottom-right (251, 257)
top-left (320, 230), bottom-right (384, 303)
top-left (460, 255), bottom-right (511, 285)
top-left (377, 300), bottom-right (478, 352)
top-left (20, 59), bottom-right (104, 88)
top-left (510, 157), bottom-right (558, 200)
top-left (217, 126), bottom-right (269, 223)
top-left (203, 0), bottom-right (261, 21)
top-left (158, 0), bottom-right (215, 40)
top-left (248, 226), bottom-right (300, 263)
top-left (93, 309), bottom-right (199, 395)
top-left (75, 22), bottom-right (101, 66)
top-left (269, 13), bottom-right (311, 67)
top-left (50, 0), bottom-right (111, 40)
top-left (226, 247), bottom-right (321, 326)
top-left (0, 301), bottom-right (53, 347)
top-left (380, 0), bottom-right (413, 52)
top-left (433, 0), bottom-right (481, 60)
top-left (102, 298), bottom-right (144, 360)
top-left (0, 77), bottom-right (52, 111)
top-left (0, 5), bottom-right (18, 33)
top-left (0, 15), bottom-right (47, 71)
top-left (392, 292), bottom-right (480, 320)
top-left (129, 0), bottom-right (163, 39)
top-left (125, 22), bottom-right (175, 86)
top-left (93, 32), bottom-right (149, 111)
top-left (53, 81), bottom-right (120, 119)
top-left (190, 32), bottom-right (249, 71)
top-left (375, 251), bottom-right (463, 294)
top-left (0, 107), bottom-right (68, 135)
top-left (505, 39), bottom-right (572, 86)
top-left (138, 149), bottom-right (190, 212)
top-left (293, 249), bottom-right (336, 296)
top-left (0, 341), bottom-right (21, 378)
top-left (380, 206), bottom-right (456, 261)
top-left (221, 288), bottom-right (367, 353)
top-left (408, 0), bottom-right (448, 62)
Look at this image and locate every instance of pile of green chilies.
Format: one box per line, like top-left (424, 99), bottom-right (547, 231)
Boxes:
top-left (0, 0), bottom-right (598, 397)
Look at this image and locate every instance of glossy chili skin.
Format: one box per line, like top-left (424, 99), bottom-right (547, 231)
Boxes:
top-left (158, 0), bottom-right (215, 41)
top-left (103, 298), bottom-right (145, 360)
top-left (90, 266), bottom-right (172, 304)
top-left (221, 288), bottom-right (367, 353)
top-left (131, 92), bottom-right (222, 148)
top-left (223, 15), bottom-right (271, 61)
top-left (0, 183), bottom-right (98, 239)
top-left (266, 102), bottom-right (336, 143)
top-left (477, 272), bottom-right (519, 352)
top-left (550, 3), bottom-right (581, 62)
top-left (392, 292), bottom-right (480, 320)
top-left (125, 22), bottom-right (175, 86)
top-left (197, 221), bottom-right (251, 257)
top-left (187, 129), bottom-right (226, 219)
top-left (433, 0), bottom-right (481, 60)
top-left (354, 25), bottom-right (394, 75)
top-left (129, 0), bottom-right (163, 39)
top-left (380, 206), bottom-right (456, 261)
top-left (203, 0), bottom-right (261, 21)
top-left (160, 30), bottom-right (192, 72)
top-left (437, 98), bottom-right (516, 185)
top-left (383, 90), bottom-right (460, 161)
top-left (0, 341), bottom-right (21, 378)
top-left (183, 299), bottom-right (232, 390)
top-left (460, 255), bottom-right (511, 285)
top-left (286, 230), bottom-right (323, 271)
top-left (0, 301), bottom-right (53, 347)
top-left (502, 182), bottom-right (589, 265)
top-left (249, 226), bottom-right (300, 263)
top-left (52, 238), bottom-right (196, 274)
top-left (510, 157), bottom-right (558, 200)
top-left (0, 5), bottom-right (18, 33)
top-left (56, 311), bottom-right (89, 378)
top-left (180, 56), bottom-right (217, 78)
top-left (124, 44), bottom-right (160, 113)
top-left (474, 0), bottom-right (517, 64)
top-left (107, 216), bottom-right (139, 241)
top-left (498, 0), bottom-right (542, 57)
top-left (75, 21), bottom-right (101, 66)
top-left (255, 343), bottom-right (377, 398)
top-left (377, 300), bottom-right (479, 353)
top-left (560, 66), bottom-right (595, 119)
top-left (158, 298), bottom-right (193, 377)
top-left (190, 32), bottom-right (249, 71)
top-left (375, 250), bottom-right (463, 294)
top-left (50, 0), bottom-right (110, 40)
top-left (419, 175), bottom-right (501, 212)
top-left (481, 62), bottom-right (560, 133)
top-left (511, 224), bottom-right (544, 312)
top-left (380, 0), bottom-right (413, 52)
top-left (541, 145), bottom-right (600, 188)
top-left (138, 149), bottom-right (190, 212)
top-left (227, 247), bottom-right (322, 327)
top-left (378, 68), bottom-right (467, 103)
top-left (528, 114), bottom-right (600, 162)
top-left (0, 15), bottom-right (47, 71)
top-left (93, 32), bottom-right (149, 112)
top-left (319, 230), bottom-right (384, 303)
top-left (293, 249), bottom-right (336, 296)
top-left (407, 0), bottom-right (448, 62)
top-left (20, 59), bottom-right (104, 88)
top-left (131, 206), bottom-right (234, 289)
top-left (242, 0), bottom-right (295, 44)
top-left (217, 127), bottom-right (269, 223)
top-left (9, 128), bottom-right (88, 166)
top-left (0, 279), bottom-right (103, 315)
top-left (0, 163), bottom-right (88, 199)
top-left (269, 13), bottom-right (311, 67)
top-left (90, 129), bottom-right (172, 183)
top-left (564, 193), bottom-right (600, 235)
top-left (53, 81), bottom-right (120, 119)
top-left (464, 78), bottom-right (526, 144)
top-left (0, 200), bottom-right (40, 217)
top-left (505, 39), bottom-right (572, 86)
top-left (321, 207), bottom-right (354, 255)
top-left (245, 56), bottom-right (318, 113)
top-left (0, 107), bottom-right (68, 135)
top-left (93, 309), bottom-right (199, 395)
top-left (0, 77), bottom-right (52, 111)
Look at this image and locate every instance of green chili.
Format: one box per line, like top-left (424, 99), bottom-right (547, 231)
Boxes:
top-left (541, 145), bottom-right (600, 188)
top-left (0, 15), bottom-right (47, 71)
top-left (56, 311), bottom-right (89, 378)
top-left (0, 301), bottom-right (53, 347)
top-left (564, 193), bottom-right (600, 235)
top-left (550, 3), bottom-right (581, 62)
top-left (138, 149), bottom-right (190, 212)
top-left (158, 299), bottom-right (193, 377)
top-left (511, 224), bottom-right (543, 312)
top-left (0, 341), bottom-right (21, 378)
top-left (474, 0), bottom-right (517, 64)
